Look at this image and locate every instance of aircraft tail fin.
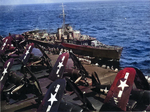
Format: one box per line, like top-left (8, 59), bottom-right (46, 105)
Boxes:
top-left (48, 52), bottom-right (69, 81)
top-left (0, 58), bottom-right (14, 93)
top-left (37, 79), bottom-right (66, 112)
top-left (20, 43), bottom-right (34, 65)
top-left (100, 67), bottom-right (136, 111)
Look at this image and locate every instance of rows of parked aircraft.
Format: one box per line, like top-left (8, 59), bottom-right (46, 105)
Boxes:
top-left (0, 34), bottom-right (150, 111)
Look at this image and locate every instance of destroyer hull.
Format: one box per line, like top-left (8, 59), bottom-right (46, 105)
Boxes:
top-left (28, 39), bottom-right (122, 60)
top-left (62, 43), bottom-right (123, 60)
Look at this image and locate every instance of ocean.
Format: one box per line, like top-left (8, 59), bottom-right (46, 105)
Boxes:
top-left (0, 1), bottom-right (150, 75)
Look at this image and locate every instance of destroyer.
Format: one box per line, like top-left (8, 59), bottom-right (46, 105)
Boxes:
top-left (25, 3), bottom-right (123, 61)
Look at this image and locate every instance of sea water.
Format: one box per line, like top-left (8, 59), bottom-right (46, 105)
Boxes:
top-left (0, 0), bottom-right (150, 75)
